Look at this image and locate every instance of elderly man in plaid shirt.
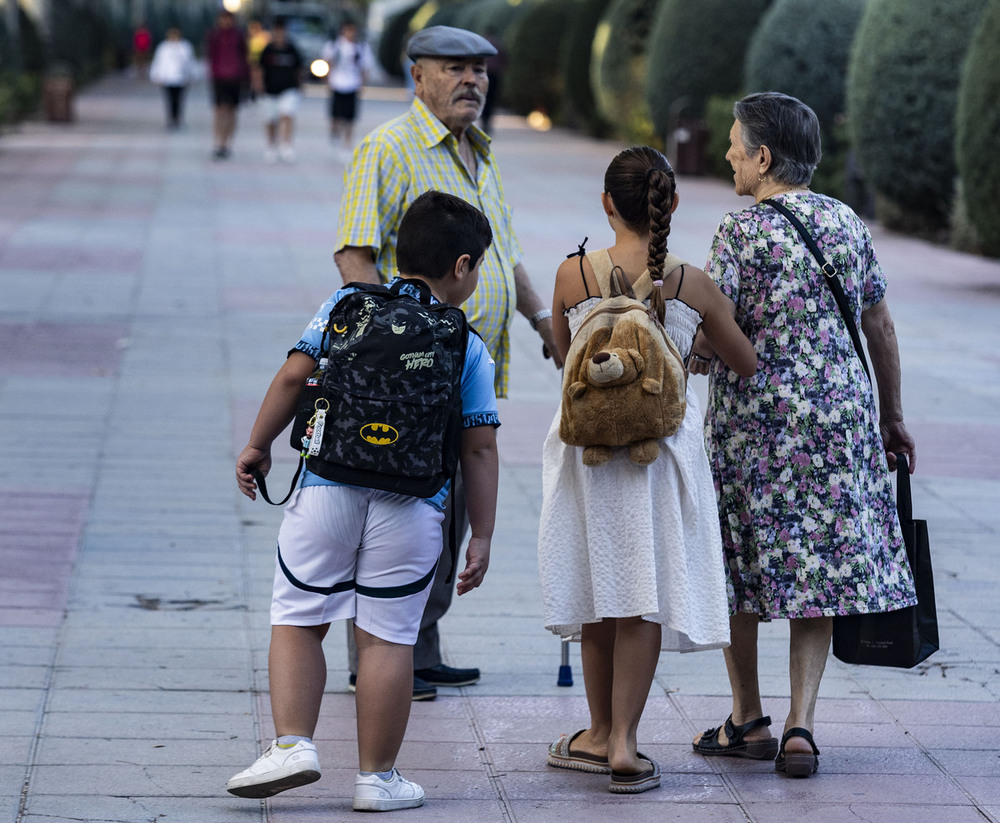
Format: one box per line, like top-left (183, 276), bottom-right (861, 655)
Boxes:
top-left (334, 25), bottom-right (560, 699)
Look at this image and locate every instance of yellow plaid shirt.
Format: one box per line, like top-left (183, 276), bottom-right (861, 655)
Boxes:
top-left (336, 97), bottom-right (521, 397)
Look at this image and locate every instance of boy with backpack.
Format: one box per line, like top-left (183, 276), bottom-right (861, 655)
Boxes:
top-left (228, 190), bottom-right (499, 811)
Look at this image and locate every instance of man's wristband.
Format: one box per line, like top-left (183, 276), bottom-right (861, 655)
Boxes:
top-left (529, 308), bottom-right (552, 330)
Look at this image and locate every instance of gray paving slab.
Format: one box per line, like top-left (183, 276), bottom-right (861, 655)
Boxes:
top-left (1, 70), bottom-right (998, 823)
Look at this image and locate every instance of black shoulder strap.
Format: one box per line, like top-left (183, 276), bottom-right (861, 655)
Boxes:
top-left (761, 198), bottom-right (871, 383)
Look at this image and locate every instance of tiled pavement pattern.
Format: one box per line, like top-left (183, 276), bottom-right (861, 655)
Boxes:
top-left (1, 73), bottom-right (998, 823)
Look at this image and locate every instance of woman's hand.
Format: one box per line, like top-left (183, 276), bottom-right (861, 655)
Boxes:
top-left (881, 420), bottom-right (916, 473)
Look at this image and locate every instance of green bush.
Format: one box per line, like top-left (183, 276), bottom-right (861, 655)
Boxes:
top-left (743, 0), bottom-right (865, 199)
top-left (503, 0), bottom-right (577, 118)
top-left (744, 0), bottom-right (863, 133)
top-left (645, 0), bottom-right (772, 134)
top-left (377, 3), bottom-right (421, 78)
top-left (846, 0), bottom-right (988, 233)
top-left (49, 0), bottom-right (116, 82)
top-left (956, 0), bottom-right (1000, 256)
top-left (703, 95), bottom-right (737, 178)
top-left (558, 0), bottom-right (613, 136)
top-left (426, 0), bottom-right (471, 28)
top-left (461, 0), bottom-right (535, 45)
top-left (591, 0), bottom-right (658, 142)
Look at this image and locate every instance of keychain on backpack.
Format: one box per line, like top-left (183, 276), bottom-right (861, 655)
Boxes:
top-left (306, 398), bottom-right (329, 457)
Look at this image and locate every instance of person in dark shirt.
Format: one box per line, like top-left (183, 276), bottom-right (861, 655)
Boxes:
top-left (256, 18), bottom-right (305, 163)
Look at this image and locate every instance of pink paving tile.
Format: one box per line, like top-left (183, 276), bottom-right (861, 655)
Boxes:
top-left (223, 286), bottom-right (330, 313)
top-left (0, 487), bottom-right (89, 627)
top-left (496, 400), bottom-right (553, 467)
top-left (909, 422), bottom-right (1000, 481)
top-left (0, 321), bottom-right (127, 376)
top-left (746, 802), bottom-right (989, 823)
top-left (213, 228), bottom-right (337, 247)
top-left (0, 245), bottom-right (142, 272)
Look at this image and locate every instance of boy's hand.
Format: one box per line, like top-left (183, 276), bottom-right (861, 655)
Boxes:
top-left (456, 536), bottom-right (491, 595)
top-left (236, 445), bottom-right (271, 500)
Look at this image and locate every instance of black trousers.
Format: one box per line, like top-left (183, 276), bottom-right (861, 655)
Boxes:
top-left (162, 85), bottom-right (185, 126)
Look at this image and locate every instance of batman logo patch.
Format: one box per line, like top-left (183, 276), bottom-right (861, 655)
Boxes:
top-left (360, 423), bottom-right (399, 446)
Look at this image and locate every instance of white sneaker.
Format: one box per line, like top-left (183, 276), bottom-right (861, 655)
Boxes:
top-left (225, 739), bottom-right (320, 798)
top-left (352, 769), bottom-right (424, 811)
top-left (279, 144), bottom-right (296, 163)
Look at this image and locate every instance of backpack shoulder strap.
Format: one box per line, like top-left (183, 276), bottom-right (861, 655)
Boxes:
top-left (585, 249), bottom-right (616, 297)
top-left (631, 252), bottom-right (689, 301)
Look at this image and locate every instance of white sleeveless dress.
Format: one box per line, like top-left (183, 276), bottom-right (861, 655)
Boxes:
top-left (537, 251), bottom-right (731, 652)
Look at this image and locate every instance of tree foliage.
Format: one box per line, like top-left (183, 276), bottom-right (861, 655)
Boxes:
top-left (956, 0), bottom-right (1000, 255)
top-left (591, 0), bottom-right (657, 141)
top-left (504, 0), bottom-right (577, 118)
top-left (846, 0), bottom-right (988, 231)
top-left (645, 0), bottom-right (772, 133)
top-left (557, 0), bottom-right (612, 136)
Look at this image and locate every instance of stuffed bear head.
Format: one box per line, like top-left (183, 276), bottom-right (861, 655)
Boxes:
top-left (560, 309), bottom-right (685, 466)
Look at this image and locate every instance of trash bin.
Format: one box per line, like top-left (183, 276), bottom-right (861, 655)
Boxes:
top-left (43, 69), bottom-right (74, 123)
top-left (671, 117), bottom-right (708, 176)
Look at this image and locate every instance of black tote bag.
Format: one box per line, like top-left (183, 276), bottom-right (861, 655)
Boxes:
top-left (833, 453), bottom-right (939, 668)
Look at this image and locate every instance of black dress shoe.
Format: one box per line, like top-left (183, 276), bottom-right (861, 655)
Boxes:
top-left (413, 664), bottom-right (480, 687)
top-left (348, 673), bottom-right (437, 701)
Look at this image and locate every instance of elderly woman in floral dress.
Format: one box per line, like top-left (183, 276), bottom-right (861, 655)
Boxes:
top-left (689, 92), bottom-right (917, 777)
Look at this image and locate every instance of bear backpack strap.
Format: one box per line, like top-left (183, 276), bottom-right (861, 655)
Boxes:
top-left (631, 252), bottom-right (688, 302)
top-left (585, 249), bottom-right (617, 298)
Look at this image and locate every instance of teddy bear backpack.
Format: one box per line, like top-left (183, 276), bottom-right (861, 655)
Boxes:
top-left (559, 249), bottom-right (687, 467)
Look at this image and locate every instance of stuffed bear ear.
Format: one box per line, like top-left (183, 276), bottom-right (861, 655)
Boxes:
top-left (627, 349), bottom-right (645, 372)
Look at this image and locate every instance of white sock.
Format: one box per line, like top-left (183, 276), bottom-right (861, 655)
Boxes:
top-left (276, 735), bottom-right (310, 748)
top-left (360, 769), bottom-right (394, 781)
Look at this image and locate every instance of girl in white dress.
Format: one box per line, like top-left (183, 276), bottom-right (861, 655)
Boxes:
top-left (538, 146), bottom-right (757, 793)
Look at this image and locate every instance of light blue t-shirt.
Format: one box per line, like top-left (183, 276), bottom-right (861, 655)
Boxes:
top-left (291, 277), bottom-right (500, 510)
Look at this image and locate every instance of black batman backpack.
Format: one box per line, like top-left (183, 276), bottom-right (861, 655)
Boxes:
top-left (256, 279), bottom-right (469, 503)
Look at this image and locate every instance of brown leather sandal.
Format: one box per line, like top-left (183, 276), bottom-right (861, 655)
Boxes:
top-left (692, 714), bottom-right (780, 760)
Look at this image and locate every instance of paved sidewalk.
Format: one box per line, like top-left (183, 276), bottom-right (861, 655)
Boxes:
top-left (1, 73), bottom-right (998, 823)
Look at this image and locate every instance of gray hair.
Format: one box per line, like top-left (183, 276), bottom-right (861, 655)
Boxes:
top-left (734, 92), bottom-right (821, 186)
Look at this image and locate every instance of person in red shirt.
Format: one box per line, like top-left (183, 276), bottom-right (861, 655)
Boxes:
top-left (206, 10), bottom-right (250, 160)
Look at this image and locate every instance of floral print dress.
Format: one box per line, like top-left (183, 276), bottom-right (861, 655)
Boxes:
top-left (704, 192), bottom-right (916, 620)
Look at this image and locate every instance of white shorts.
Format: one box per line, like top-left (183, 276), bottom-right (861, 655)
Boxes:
top-left (263, 88), bottom-right (300, 120)
top-left (270, 485), bottom-right (443, 645)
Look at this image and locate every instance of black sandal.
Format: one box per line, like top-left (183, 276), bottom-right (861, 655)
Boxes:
top-left (775, 727), bottom-right (820, 777)
top-left (692, 714), bottom-right (779, 760)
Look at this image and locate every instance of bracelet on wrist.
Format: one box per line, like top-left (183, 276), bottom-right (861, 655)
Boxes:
top-left (529, 308), bottom-right (552, 330)
top-left (690, 353), bottom-right (712, 364)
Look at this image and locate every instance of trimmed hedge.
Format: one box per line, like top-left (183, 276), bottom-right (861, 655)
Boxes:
top-left (504, 0), bottom-right (576, 118)
top-left (744, 0), bottom-right (863, 134)
top-left (846, 0), bottom-right (988, 232)
top-left (377, 3), bottom-right (421, 78)
top-left (591, 0), bottom-right (658, 142)
top-left (461, 0), bottom-right (536, 45)
top-left (956, 0), bottom-right (1000, 256)
top-left (558, 0), bottom-right (613, 135)
top-left (645, 0), bottom-right (772, 132)
top-left (49, 0), bottom-right (116, 81)
top-left (743, 0), bottom-right (866, 199)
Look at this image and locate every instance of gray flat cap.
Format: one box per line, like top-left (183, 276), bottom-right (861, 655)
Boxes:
top-left (406, 25), bottom-right (497, 59)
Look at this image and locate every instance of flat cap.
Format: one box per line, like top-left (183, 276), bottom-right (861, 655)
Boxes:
top-left (406, 25), bottom-right (497, 59)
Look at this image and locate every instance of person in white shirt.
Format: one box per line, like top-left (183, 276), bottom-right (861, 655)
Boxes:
top-left (321, 21), bottom-right (373, 160)
top-left (149, 27), bottom-right (197, 129)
